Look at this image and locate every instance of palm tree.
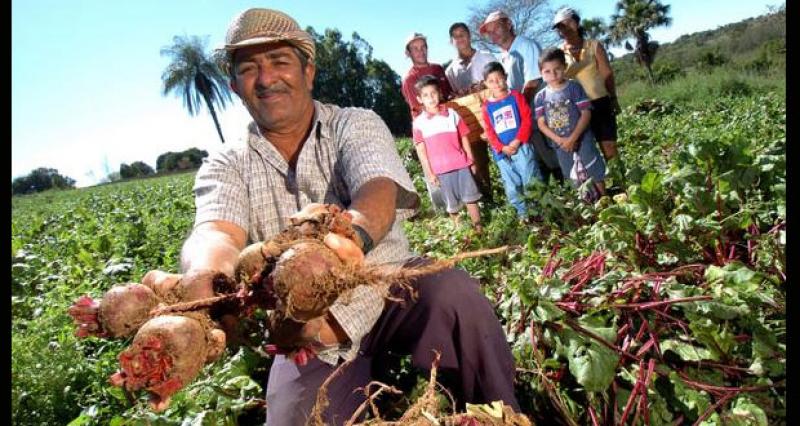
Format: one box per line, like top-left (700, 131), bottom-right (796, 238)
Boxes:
top-left (161, 35), bottom-right (232, 144)
top-left (608, 0), bottom-right (672, 85)
top-left (581, 17), bottom-right (613, 58)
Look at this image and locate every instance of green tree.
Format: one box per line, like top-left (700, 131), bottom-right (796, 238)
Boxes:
top-left (161, 35), bottom-right (232, 143)
top-left (12, 167), bottom-right (76, 195)
top-left (608, 0), bottom-right (672, 84)
top-left (120, 161), bottom-right (155, 179)
top-left (307, 27), bottom-right (410, 135)
top-left (366, 60), bottom-right (410, 135)
top-left (582, 17), bottom-right (613, 54)
top-left (156, 148), bottom-right (209, 173)
top-left (309, 28), bottom-right (371, 108)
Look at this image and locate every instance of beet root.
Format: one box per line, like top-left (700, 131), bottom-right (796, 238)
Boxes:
top-left (109, 314), bottom-right (220, 411)
top-left (270, 240), bottom-right (345, 322)
top-left (69, 283), bottom-right (162, 338)
top-left (99, 284), bottom-right (161, 338)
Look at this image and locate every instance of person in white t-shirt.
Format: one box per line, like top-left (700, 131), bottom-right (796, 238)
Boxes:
top-left (444, 22), bottom-right (496, 97)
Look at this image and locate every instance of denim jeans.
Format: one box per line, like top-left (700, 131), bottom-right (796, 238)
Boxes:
top-left (496, 143), bottom-right (542, 217)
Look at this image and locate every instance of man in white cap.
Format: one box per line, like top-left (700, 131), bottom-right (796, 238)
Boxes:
top-left (480, 10), bottom-right (562, 181)
top-left (400, 32), bottom-right (454, 119)
top-left (145, 7), bottom-right (520, 425)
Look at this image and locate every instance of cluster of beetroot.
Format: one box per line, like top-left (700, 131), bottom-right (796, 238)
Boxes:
top-left (68, 204), bottom-right (364, 411)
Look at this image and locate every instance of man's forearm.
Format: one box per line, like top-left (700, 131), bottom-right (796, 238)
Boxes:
top-left (347, 177), bottom-right (398, 244)
top-left (180, 222), bottom-right (247, 276)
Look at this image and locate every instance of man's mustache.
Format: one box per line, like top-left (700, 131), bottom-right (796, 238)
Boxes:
top-left (255, 84), bottom-right (291, 98)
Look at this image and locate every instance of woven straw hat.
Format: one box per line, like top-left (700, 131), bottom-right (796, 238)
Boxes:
top-left (220, 8), bottom-right (315, 63)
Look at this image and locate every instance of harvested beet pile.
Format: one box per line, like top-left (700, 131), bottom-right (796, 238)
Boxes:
top-left (69, 204), bottom-right (509, 412)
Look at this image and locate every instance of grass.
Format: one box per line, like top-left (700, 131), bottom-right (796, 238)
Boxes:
top-left (617, 65), bottom-right (785, 108)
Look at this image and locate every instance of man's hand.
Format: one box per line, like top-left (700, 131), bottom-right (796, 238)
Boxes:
top-left (270, 204), bottom-right (365, 364)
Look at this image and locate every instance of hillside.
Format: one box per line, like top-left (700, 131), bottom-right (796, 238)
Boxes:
top-left (611, 8), bottom-right (785, 90)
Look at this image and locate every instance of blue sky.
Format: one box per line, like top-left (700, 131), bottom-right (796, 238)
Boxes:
top-left (12, 0), bottom-right (781, 187)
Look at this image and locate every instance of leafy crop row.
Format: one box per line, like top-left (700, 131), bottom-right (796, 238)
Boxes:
top-left (11, 93), bottom-right (784, 425)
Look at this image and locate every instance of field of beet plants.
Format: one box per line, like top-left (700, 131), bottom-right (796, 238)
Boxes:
top-left (12, 91), bottom-right (785, 425)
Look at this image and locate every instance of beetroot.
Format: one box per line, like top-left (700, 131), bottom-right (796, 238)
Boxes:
top-left (270, 240), bottom-right (345, 322)
top-left (68, 283), bottom-right (161, 338)
top-left (109, 314), bottom-right (225, 411)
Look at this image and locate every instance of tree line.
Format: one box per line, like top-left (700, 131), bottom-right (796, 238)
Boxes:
top-left (11, 148), bottom-right (209, 195)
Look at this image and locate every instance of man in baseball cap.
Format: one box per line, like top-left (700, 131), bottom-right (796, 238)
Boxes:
top-left (478, 10), bottom-right (510, 35)
top-left (163, 7), bottom-right (522, 425)
top-left (400, 31), bottom-right (453, 119)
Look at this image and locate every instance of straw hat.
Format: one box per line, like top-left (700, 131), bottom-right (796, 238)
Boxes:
top-left (219, 8), bottom-right (315, 63)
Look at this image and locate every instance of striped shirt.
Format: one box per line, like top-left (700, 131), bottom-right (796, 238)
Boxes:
top-left (193, 100), bottom-right (420, 365)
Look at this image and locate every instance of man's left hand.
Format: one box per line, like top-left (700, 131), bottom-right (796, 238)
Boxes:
top-left (270, 204), bottom-right (364, 364)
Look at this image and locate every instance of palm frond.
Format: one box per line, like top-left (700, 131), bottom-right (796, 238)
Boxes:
top-left (160, 34), bottom-right (232, 142)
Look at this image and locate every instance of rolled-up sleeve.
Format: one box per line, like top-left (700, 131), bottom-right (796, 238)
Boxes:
top-left (193, 150), bottom-right (250, 231)
top-left (335, 108), bottom-right (419, 219)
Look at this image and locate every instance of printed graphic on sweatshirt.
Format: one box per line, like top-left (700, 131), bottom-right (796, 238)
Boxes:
top-left (491, 105), bottom-right (518, 134)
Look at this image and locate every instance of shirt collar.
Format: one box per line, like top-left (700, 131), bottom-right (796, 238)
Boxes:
top-left (423, 105), bottom-right (449, 118)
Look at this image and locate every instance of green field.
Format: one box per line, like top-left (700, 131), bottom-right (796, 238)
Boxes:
top-left (12, 87), bottom-right (785, 424)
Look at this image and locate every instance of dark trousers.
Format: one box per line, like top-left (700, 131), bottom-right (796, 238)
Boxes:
top-left (265, 258), bottom-right (519, 425)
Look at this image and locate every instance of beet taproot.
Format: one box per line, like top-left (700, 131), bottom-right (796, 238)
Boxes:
top-left (109, 314), bottom-right (225, 411)
top-left (270, 239), bottom-right (345, 322)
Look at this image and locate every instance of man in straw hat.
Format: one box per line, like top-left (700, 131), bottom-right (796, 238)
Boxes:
top-left (160, 8), bottom-right (520, 424)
